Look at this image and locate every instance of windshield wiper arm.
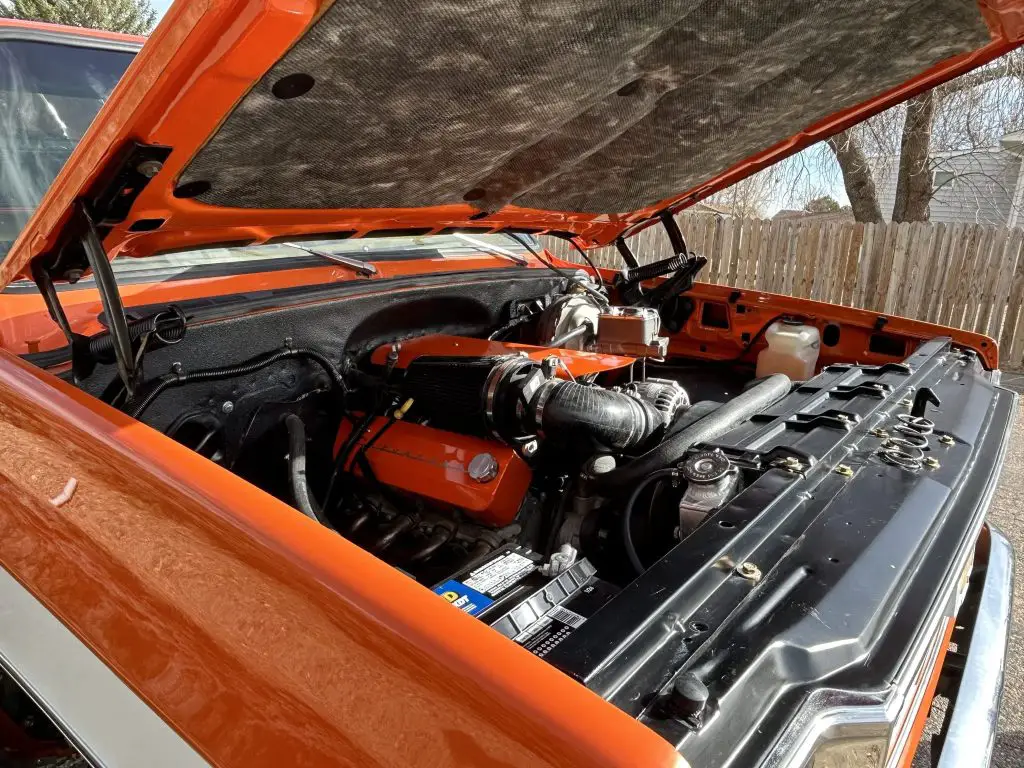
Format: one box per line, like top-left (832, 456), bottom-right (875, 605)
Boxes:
top-left (453, 233), bottom-right (528, 265)
top-left (282, 242), bottom-right (378, 276)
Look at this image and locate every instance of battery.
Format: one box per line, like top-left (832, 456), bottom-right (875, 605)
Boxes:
top-left (432, 545), bottom-right (619, 659)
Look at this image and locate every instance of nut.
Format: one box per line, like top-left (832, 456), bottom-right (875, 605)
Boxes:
top-left (834, 464), bottom-right (854, 477)
top-left (835, 414), bottom-right (850, 423)
top-left (735, 562), bottom-right (762, 582)
top-left (869, 428), bottom-right (890, 438)
top-left (923, 457), bottom-right (940, 469)
top-left (899, 398), bottom-right (913, 407)
top-left (939, 434), bottom-right (955, 446)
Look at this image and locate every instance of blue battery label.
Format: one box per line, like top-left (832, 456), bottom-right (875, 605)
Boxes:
top-left (433, 580), bottom-right (493, 616)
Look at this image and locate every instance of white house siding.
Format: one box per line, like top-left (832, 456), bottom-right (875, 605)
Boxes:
top-left (872, 150), bottom-right (1023, 225)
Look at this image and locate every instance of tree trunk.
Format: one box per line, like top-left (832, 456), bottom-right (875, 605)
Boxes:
top-left (826, 131), bottom-right (884, 223)
top-left (891, 91), bottom-right (936, 222)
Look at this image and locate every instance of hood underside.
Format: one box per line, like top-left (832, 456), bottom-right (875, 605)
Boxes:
top-left (182, 0), bottom-right (989, 214)
top-left (5, 0), bottom-right (1024, 285)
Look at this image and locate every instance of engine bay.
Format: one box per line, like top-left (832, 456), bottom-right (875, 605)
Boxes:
top-left (78, 255), bottom-right (813, 676)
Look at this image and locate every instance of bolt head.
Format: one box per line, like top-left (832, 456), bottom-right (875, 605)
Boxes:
top-left (835, 464), bottom-right (854, 477)
top-left (522, 440), bottom-right (539, 457)
top-left (221, 400), bottom-right (234, 414)
top-left (136, 159), bottom-right (163, 178)
top-left (939, 434), bottom-right (955, 446)
top-left (924, 457), bottom-right (940, 469)
top-left (736, 562), bottom-right (762, 582)
top-left (900, 398), bottom-right (913, 407)
top-left (836, 414), bottom-right (850, 422)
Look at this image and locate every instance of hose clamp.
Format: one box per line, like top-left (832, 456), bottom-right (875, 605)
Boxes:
top-left (484, 355), bottom-right (534, 440)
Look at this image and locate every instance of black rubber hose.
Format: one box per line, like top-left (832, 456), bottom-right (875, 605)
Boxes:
top-left (126, 347), bottom-right (346, 419)
top-left (284, 414), bottom-right (334, 529)
top-left (88, 307), bottom-right (187, 361)
top-left (373, 516), bottom-right (415, 552)
top-left (622, 468), bottom-right (679, 575)
top-left (407, 525), bottom-right (455, 563)
top-left (534, 380), bottom-right (665, 451)
top-left (594, 373), bottom-right (792, 490)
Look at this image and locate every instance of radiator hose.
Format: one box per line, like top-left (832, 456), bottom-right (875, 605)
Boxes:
top-left (284, 414), bottom-right (334, 528)
top-left (592, 373), bottom-right (792, 490)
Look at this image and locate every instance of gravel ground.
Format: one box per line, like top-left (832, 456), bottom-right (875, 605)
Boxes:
top-left (913, 374), bottom-right (1024, 767)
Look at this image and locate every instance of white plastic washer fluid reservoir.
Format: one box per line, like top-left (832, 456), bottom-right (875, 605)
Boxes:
top-left (755, 319), bottom-right (820, 381)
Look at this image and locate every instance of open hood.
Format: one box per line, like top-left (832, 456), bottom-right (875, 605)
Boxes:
top-left (4, 0), bottom-right (1024, 286)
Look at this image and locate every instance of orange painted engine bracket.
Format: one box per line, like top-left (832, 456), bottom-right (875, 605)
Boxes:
top-left (369, 334), bottom-right (635, 378)
top-left (334, 417), bottom-right (532, 527)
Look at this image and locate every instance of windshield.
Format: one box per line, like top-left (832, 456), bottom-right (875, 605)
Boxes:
top-left (0, 38), bottom-right (135, 260)
top-left (103, 232), bottom-right (538, 283)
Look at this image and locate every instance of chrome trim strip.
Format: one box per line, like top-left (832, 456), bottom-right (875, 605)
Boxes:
top-left (0, 566), bottom-right (207, 767)
top-left (937, 525), bottom-right (1014, 768)
top-left (0, 26), bottom-right (143, 52)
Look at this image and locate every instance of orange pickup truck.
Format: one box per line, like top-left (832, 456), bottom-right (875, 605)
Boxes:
top-left (0, 4), bottom-right (1020, 768)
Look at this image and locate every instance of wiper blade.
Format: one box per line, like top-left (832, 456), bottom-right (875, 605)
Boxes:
top-left (282, 242), bottom-right (378, 276)
top-left (453, 233), bottom-right (528, 265)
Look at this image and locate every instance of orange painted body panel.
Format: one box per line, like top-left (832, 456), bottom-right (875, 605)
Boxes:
top-left (0, 348), bottom-right (685, 767)
top-left (646, 279), bottom-right (1001, 370)
top-left (370, 334), bottom-right (635, 377)
top-left (896, 618), bottom-right (956, 768)
top-left (3, 1), bottom-right (1024, 284)
top-left (334, 418), bottom-right (531, 527)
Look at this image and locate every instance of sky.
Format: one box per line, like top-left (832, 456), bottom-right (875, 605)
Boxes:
top-left (153, 0), bottom-right (173, 19)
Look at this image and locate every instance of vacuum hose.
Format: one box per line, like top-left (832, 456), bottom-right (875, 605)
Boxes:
top-left (593, 373), bottom-right (792, 490)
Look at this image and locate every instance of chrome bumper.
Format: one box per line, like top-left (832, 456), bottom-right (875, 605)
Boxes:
top-left (937, 525), bottom-right (1015, 768)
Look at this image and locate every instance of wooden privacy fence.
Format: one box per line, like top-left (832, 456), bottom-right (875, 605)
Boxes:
top-left (544, 216), bottom-right (1024, 369)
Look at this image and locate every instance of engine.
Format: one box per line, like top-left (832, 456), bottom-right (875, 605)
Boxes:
top-left (129, 279), bottom-right (792, 651)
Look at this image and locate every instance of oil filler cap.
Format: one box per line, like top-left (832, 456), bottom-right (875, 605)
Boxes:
top-left (681, 449), bottom-right (731, 484)
top-left (468, 452), bottom-right (499, 483)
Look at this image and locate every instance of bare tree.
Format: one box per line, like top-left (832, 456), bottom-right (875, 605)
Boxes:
top-left (704, 167), bottom-right (780, 219)
top-left (830, 51), bottom-right (1024, 222)
top-left (716, 50), bottom-right (1024, 223)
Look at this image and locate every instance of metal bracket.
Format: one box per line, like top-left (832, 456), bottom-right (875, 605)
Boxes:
top-left (78, 202), bottom-right (139, 396)
top-left (659, 210), bottom-right (688, 258)
top-left (615, 237), bottom-right (640, 270)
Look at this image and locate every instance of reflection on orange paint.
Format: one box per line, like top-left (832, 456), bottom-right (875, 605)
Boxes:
top-left (0, 348), bottom-right (686, 768)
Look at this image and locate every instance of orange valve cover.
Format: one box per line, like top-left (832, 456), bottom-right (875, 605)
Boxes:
top-left (334, 418), bottom-right (531, 527)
